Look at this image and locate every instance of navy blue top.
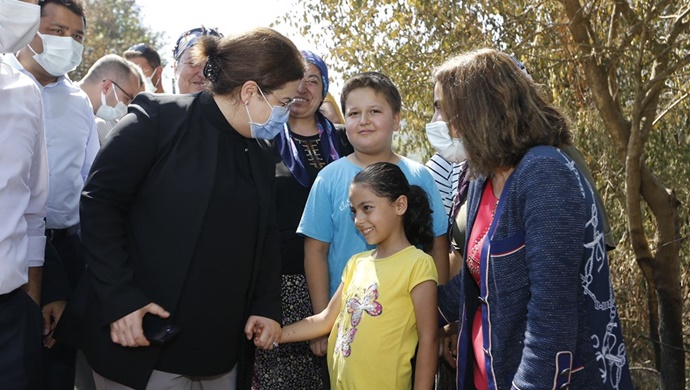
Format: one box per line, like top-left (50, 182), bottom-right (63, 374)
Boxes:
top-left (439, 146), bottom-right (633, 389)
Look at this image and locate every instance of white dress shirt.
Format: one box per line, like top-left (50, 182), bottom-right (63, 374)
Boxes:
top-left (95, 117), bottom-right (118, 145)
top-left (0, 55), bottom-right (49, 294)
top-left (5, 55), bottom-right (99, 229)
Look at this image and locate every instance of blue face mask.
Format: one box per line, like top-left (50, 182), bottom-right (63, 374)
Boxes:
top-left (245, 87), bottom-right (292, 140)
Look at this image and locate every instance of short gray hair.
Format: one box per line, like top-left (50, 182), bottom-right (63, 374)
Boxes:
top-left (82, 54), bottom-right (143, 91)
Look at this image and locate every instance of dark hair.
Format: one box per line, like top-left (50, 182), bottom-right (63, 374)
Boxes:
top-left (352, 162), bottom-right (434, 251)
top-left (39, 0), bottom-right (86, 26)
top-left (194, 27), bottom-right (305, 98)
top-left (434, 48), bottom-right (571, 177)
top-left (123, 43), bottom-right (162, 69)
top-left (340, 71), bottom-right (402, 115)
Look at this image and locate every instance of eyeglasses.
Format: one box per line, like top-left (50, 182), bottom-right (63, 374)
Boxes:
top-left (260, 87), bottom-right (296, 115)
top-left (273, 95), bottom-right (296, 115)
top-left (108, 80), bottom-right (134, 102)
top-left (173, 26), bottom-right (223, 61)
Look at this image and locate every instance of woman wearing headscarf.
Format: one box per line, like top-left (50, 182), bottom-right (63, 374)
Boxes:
top-left (434, 49), bottom-right (633, 389)
top-left (171, 25), bottom-right (223, 94)
top-left (251, 50), bottom-right (348, 390)
top-left (55, 28), bottom-right (305, 390)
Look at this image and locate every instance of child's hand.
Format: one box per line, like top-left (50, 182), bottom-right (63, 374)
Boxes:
top-left (244, 315), bottom-right (281, 350)
top-left (251, 322), bottom-right (264, 339)
top-left (309, 336), bottom-right (328, 356)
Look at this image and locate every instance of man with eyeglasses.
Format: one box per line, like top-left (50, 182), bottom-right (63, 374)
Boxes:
top-left (7, 1), bottom-right (98, 388)
top-left (78, 54), bottom-right (144, 144)
top-left (76, 58), bottom-right (142, 390)
top-left (123, 43), bottom-right (164, 93)
top-left (172, 26), bottom-right (222, 94)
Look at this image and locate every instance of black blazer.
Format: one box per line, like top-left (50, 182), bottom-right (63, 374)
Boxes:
top-left (55, 92), bottom-right (282, 389)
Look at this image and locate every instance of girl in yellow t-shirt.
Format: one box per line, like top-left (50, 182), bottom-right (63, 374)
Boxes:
top-left (252, 162), bottom-right (439, 389)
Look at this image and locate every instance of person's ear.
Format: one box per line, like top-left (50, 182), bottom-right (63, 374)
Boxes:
top-left (101, 79), bottom-right (113, 95)
top-left (240, 81), bottom-right (259, 105)
top-left (395, 195), bottom-right (408, 216)
top-left (392, 112), bottom-right (401, 132)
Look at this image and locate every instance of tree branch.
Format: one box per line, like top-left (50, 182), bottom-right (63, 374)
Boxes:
top-left (560, 0), bottom-right (631, 159)
top-left (653, 91), bottom-right (690, 126)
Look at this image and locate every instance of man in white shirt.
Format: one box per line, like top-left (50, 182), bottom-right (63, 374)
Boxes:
top-left (78, 54), bottom-right (144, 144)
top-left (74, 53), bottom-right (143, 390)
top-left (10, 0), bottom-right (97, 388)
top-left (123, 43), bottom-right (164, 93)
top-left (0, 0), bottom-right (49, 388)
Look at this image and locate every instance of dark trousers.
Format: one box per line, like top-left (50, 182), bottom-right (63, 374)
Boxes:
top-left (45, 232), bottom-right (86, 293)
top-left (44, 343), bottom-right (77, 390)
top-left (43, 232), bottom-right (86, 390)
top-left (0, 289), bottom-right (44, 390)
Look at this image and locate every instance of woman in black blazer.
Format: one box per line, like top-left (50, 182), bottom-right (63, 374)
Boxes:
top-left (55, 28), bottom-right (306, 390)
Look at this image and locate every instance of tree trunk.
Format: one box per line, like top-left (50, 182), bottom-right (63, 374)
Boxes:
top-left (640, 166), bottom-right (686, 389)
top-left (560, 0), bottom-right (687, 387)
top-left (637, 256), bottom-right (661, 371)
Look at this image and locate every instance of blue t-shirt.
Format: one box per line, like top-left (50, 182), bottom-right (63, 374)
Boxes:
top-left (297, 156), bottom-right (448, 296)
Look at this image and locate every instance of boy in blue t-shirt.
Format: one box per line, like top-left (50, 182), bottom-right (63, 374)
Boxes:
top-left (297, 72), bottom-right (449, 355)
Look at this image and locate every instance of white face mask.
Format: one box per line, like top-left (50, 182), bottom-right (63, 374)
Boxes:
top-left (95, 86), bottom-right (127, 121)
top-left (425, 121), bottom-right (467, 163)
top-left (0, 0), bottom-right (40, 54)
top-left (143, 67), bottom-right (159, 93)
top-left (28, 32), bottom-right (83, 77)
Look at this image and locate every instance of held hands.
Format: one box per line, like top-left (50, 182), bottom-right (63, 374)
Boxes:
top-left (244, 315), bottom-right (281, 350)
top-left (110, 303), bottom-right (170, 347)
top-left (309, 336), bottom-right (328, 357)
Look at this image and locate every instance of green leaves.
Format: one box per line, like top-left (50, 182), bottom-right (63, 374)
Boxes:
top-left (72, 0), bottom-right (164, 81)
top-left (285, 0), bottom-right (690, 381)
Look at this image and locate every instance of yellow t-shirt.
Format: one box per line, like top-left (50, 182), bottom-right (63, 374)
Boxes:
top-left (327, 246), bottom-right (438, 389)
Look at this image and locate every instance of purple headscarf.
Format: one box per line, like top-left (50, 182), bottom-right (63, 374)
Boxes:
top-left (300, 50), bottom-right (329, 98)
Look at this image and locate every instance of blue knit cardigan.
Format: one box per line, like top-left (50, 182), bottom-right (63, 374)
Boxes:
top-left (438, 146), bottom-right (634, 389)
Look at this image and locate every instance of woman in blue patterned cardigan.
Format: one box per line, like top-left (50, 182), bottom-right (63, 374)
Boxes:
top-left (434, 48), bottom-right (634, 389)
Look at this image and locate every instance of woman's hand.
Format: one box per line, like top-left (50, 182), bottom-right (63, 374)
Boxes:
top-left (43, 299), bottom-right (67, 348)
top-left (244, 315), bottom-right (281, 350)
top-left (440, 322), bottom-right (459, 367)
top-left (110, 302), bottom-right (170, 347)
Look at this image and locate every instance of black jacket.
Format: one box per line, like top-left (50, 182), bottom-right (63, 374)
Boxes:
top-left (55, 92), bottom-right (282, 389)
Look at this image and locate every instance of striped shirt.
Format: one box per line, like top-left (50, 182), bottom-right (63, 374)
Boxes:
top-left (425, 153), bottom-right (463, 218)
